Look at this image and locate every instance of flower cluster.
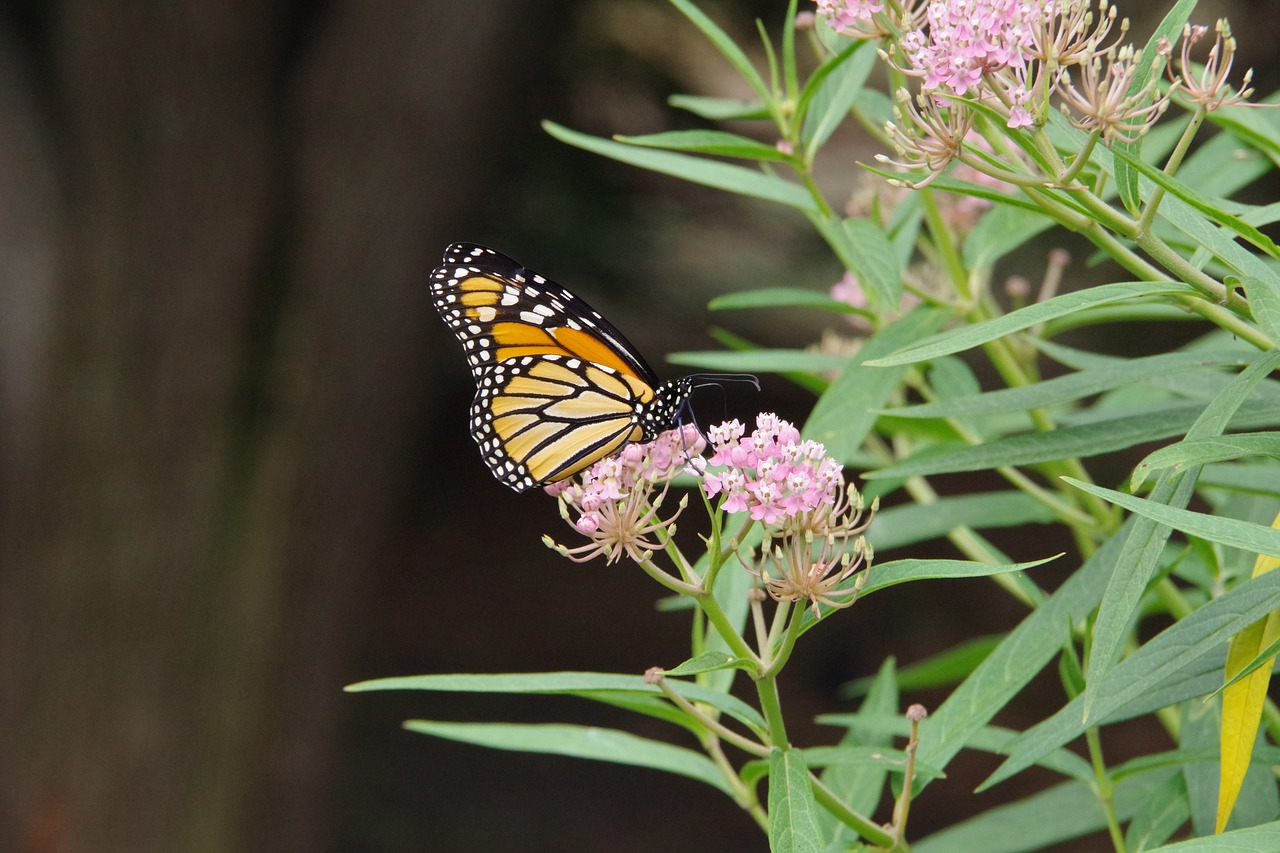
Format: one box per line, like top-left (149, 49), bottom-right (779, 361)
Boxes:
top-left (544, 412), bottom-right (876, 619)
top-left (703, 414), bottom-right (875, 616)
top-left (814, 0), bottom-right (902, 40)
top-left (900, 0), bottom-right (1036, 104)
top-left (542, 424), bottom-right (705, 564)
top-left (704, 414), bottom-right (843, 523)
top-left (1167, 20), bottom-right (1255, 112)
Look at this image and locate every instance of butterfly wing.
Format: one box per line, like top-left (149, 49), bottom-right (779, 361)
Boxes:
top-left (430, 243), bottom-right (665, 492)
top-left (430, 243), bottom-right (660, 386)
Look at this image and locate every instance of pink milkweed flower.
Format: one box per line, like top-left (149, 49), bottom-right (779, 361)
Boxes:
top-left (702, 414), bottom-right (876, 618)
top-left (543, 425), bottom-right (705, 565)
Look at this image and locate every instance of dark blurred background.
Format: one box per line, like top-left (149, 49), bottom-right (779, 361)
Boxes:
top-left (1, 2), bottom-right (1277, 852)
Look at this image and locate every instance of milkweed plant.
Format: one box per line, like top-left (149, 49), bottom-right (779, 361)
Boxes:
top-left (350, 0), bottom-right (1280, 849)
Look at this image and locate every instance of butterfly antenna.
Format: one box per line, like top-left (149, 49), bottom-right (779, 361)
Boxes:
top-left (675, 372), bottom-right (760, 451)
top-left (686, 373), bottom-right (760, 392)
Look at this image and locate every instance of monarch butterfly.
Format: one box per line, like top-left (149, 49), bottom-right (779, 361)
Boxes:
top-left (430, 243), bottom-right (754, 492)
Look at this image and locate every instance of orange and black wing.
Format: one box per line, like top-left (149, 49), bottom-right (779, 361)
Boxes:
top-left (430, 243), bottom-right (663, 491)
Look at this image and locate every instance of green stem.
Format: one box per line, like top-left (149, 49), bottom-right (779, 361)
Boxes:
top-left (637, 554), bottom-right (702, 597)
top-left (705, 735), bottom-right (769, 831)
top-left (1084, 726), bottom-right (1126, 853)
top-left (696, 587), bottom-right (763, 668)
top-left (755, 674), bottom-right (789, 749)
top-left (810, 774), bottom-right (897, 847)
top-left (919, 190), bottom-right (970, 300)
top-left (1136, 106), bottom-right (1206, 235)
top-left (760, 602), bottom-right (807, 678)
top-left (657, 678), bottom-right (770, 757)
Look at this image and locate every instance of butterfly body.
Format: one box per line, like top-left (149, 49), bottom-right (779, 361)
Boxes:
top-left (431, 243), bottom-right (700, 492)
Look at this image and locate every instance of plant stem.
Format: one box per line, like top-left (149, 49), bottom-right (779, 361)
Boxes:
top-left (810, 774), bottom-right (898, 847)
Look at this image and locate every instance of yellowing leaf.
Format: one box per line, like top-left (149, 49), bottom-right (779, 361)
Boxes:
top-left (1218, 509), bottom-right (1280, 833)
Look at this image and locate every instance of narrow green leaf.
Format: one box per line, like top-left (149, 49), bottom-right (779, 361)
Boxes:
top-left (1084, 351), bottom-right (1280, 714)
top-left (1111, 0), bottom-right (1196, 211)
top-left (664, 651), bottom-right (753, 676)
top-left (1147, 822), bottom-right (1280, 851)
top-left (1201, 461), bottom-right (1280, 497)
top-left (347, 670), bottom-right (766, 733)
top-left (984, 569), bottom-right (1280, 788)
top-left (840, 636), bottom-right (1001, 699)
top-left (890, 350), bottom-right (1251, 419)
top-left (841, 217), bottom-right (902, 306)
top-left (768, 748), bottom-right (824, 853)
top-left (916, 773), bottom-right (1176, 853)
top-left (708, 286), bottom-right (874, 318)
top-left (821, 658), bottom-right (898, 834)
top-left (404, 720), bottom-right (731, 794)
top-left (617, 129), bottom-right (793, 161)
top-left (867, 400), bottom-right (1280, 480)
top-left (805, 307), bottom-right (949, 463)
top-left (1124, 772), bottom-right (1190, 853)
top-left (1110, 142), bottom-right (1280, 262)
top-left (544, 121), bottom-right (817, 212)
top-left (668, 0), bottom-right (771, 104)
top-left (1147, 176), bottom-right (1280, 283)
top-left (868, 492), bottom-right (1058, 551)
top-left (667, 348), bottom-right (849, 373)
top-left (861, 556), bottom-right (1057, 596)
top-left (802, 745), bottom-right (932, 776)
top-left (801, 39), bottom-right (875, 154)
top-left (1133, 433), bottom-right (1280, 490)
top-left (962, 199), bottom-right (1058, 270)
top-left (668, 93), bottom-right (770, 120)
top-left (867, 281), bottom-right (1200, 366)
top-left (916, 519), bottom-right (1130, 776)
top-left (1066, 479), bottom-right (1280, 559)
top-left (1242, 276), bottom-right (1280, 345)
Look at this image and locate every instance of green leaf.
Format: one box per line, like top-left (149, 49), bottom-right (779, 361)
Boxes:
top-left (800, 39), bottom-right (875, 154)
top-left (915, 519), bottom-right (1130, 776)
top-left (709, 286), bottom-right (874, 318)
top-left (866, 400), bottom-right (1280, 480)
top-left (616, 129), bottom-right (793, 161)
top-left (802, 745), bottom-right (936, 777)
top-left (1111, 0), bottom-right (1196, 212)
top-left (868, 492), bottom-right (1058, 551)
top-left (840, 636), bottom-right (1001, 699)
top-left (1147, 822), bottom-right (1280, 851)
top-left (821, 658), bottom-right (898, 836)
top-left (805, 306), bottom-right (949, 463)
top-left (1201, 461), bottom-right (1280, 497)
top-left (404, 720), bottom-right (732, 794)
top-left (544, 121), bottom-right (817, 212)
top-left (1110, 141), bottom-right (1280, 262)
top-left (768, 748), bottom-right (824, 853)
top-left (668, 93), bottom-right (770, 121)
top-left (1065, 479), bottom-right (1280, 559)
top-left (916, 772), bottom-right (1177, 853)
top-left (667, 348), bottom-right (849, 373)
top-left (1124, 772), bottom-right (1190, 853)
top-left (861, 556), bottom-right (1058, 596)
top-left (831, 217), bottom-right (903, 307)
top-left (1242, 276), bottom-right (1280, 345)
top-left (1133, 433), bottom-right (1280, 490)
top-left (962, 200), bottom-right (1058, 270)
top-left (1084, 351), bottom-right (1280, 716)
top-left (668, 0), bottom-right (771, 105)
top-left (984, 569), bottom-right (1280, 789)
top-left (664, 651), bottom-right (754, 676)
top-left (889, 350), bottom-right (1251, 419)
top-left (346, 670), bottom-right (767, 734)
top-left (867, 281), bottom-right (1200, 366)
